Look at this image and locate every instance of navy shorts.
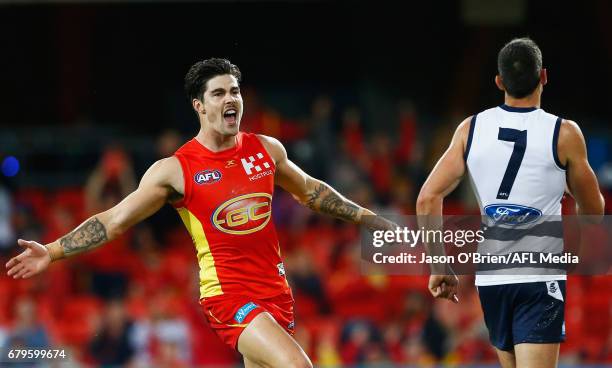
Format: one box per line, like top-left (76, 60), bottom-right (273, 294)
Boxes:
top-left (477, 280), bottom-right (566, 351)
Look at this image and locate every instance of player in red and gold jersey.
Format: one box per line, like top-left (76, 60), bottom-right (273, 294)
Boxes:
top-left (6, 58), bottom-right (395, 368)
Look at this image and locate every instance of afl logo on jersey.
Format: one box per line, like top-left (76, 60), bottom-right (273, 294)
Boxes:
top-left (484, 204), bottom-right (542, 225)
top-left (194, 170), bottom-right (222, 185)
top-left (212, 193), bottom-right (272, 235)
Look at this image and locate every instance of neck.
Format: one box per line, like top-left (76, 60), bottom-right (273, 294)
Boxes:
top-left (504, 88), bottom-right (541, 108)
top-left (195, 126), bottom-right (237, 152)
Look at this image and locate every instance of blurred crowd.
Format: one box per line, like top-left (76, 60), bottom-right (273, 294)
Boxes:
top-left (0, 94), bottom-right (611, 367)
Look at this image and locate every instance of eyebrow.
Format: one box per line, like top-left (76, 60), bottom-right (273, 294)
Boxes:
top-left (209, 86), bottom-right (240, 94)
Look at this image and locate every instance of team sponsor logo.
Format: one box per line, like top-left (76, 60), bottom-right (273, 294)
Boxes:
top-left (277, 262), bottom-right (286, 277)
top-left (234, 302), bottom-right (259, 323)
top-left (212, 193), bottom-right (272, 235)
top-left (241, 152), bottom-right (271, 175)
top-left (194, 169), bottom-right (222, 185)
top-left (484, 204), bottom-right (542, 225)
top-left (248, 170), bottom-right (273, 182)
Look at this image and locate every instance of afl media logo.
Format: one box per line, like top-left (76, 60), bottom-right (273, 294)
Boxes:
top-left (212, 193), bottom-right (272, 235)
top-left (194, 170), bottom-right (221, 185)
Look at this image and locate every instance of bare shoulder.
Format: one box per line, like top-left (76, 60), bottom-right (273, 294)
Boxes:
top-left (558, 119), bottom-right (585, 151)
top-left (456, 116), bottom-right (473, 136)
top-left (142, 156), bottom-right (183, 193)
top-left (557, 119), bottom-right (587, 165)
top-left (148, 156), bottom-right (182, 176)
top-left (256, 134), bottom-right (287, 164)
top-left (454, 115), bottom-right (473, 149)
top-left (559, 119), bottom-right (584, 142)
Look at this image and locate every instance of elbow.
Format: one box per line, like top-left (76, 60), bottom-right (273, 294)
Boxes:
top-left (592, 194), bottom-right (606, 222)
top-left (100, 211), bottom-right (124, 240)
top-left (578, 194), bottom-right (605, 223)
top-left (416, 192), bottom-right (440, 215)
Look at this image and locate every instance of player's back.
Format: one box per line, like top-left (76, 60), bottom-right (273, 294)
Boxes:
top-left (465, 104), bottom-right (567, 286)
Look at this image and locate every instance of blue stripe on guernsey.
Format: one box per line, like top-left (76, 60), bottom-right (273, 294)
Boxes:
top-left (464, 114), bottom-right (478, 161)
top-left (552, 117), bottom-right (566, 170)
top-left (234, 302), bottom-right (259, 323)
top-left (499, 104), bottom-right (539, 113)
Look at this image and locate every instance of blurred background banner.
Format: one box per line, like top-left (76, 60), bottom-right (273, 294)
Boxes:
top-left (0, 0), bottom-right (610, 366)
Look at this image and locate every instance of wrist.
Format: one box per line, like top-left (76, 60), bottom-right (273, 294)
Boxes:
top-left (45, 242), bottom-right (65, 262)
top-left (358, 208), bottom-right (376, 225)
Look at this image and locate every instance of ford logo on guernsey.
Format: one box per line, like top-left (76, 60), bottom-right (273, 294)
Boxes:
top-left (194, 169), bottom-right (222, 185)
top-left (484, 204), bottom-right (542, 225)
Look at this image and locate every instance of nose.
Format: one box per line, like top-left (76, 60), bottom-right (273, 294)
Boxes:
top-left (224, 93), bottom-right (238, 105)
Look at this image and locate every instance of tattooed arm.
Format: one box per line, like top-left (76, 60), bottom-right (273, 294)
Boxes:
top-left (258, 135), bottom-right (395, 231)
top-left (6, 157), bottom-right (184, 279)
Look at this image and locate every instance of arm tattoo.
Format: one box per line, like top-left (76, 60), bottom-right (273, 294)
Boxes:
top-left (305, 182), bottom-right (360, 222)
top-left (60, 217), bottom-right (108, 256)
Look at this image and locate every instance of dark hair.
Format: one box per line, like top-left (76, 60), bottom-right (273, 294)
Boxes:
top-left (184, 58), bottom-right (242, 101)
top-left (497, 38), bottom-right (542, 98)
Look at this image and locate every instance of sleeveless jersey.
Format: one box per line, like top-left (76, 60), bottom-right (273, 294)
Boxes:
top-left (465, 105), bottom-right (567, 286)
top-left (173, 132), bottom-right (290, 299)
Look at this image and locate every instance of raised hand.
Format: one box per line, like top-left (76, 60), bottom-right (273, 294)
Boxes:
top-left (5, 239), bottom-right (51, 279)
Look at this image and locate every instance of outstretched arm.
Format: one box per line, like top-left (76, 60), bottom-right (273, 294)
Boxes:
top-left (258, 135), bottom-right (395, 231)
top-left (416, 117), bottom-right (471, 303)
top-left (6, 157), bottom-right (183, 278)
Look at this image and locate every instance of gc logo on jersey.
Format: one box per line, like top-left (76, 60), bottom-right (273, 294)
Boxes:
top-left (212, 193), bottom-right (272, 235)
top-left (194, 169), bottom-right (222, 185)
top-left (484, 204), bottom-right (542, 225)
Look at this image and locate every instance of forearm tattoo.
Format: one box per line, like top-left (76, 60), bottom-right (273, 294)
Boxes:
top-left (305, 182), bottom-right (360, 222)
top-left (60, 217), bottom-right (108, 256)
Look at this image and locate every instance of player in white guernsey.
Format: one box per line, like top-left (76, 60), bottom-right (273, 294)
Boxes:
top-left (417, 38), bottom-right (604, 368)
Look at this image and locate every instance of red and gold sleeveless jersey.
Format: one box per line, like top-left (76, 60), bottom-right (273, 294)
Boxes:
top-left (173, 132), bottom-right (290, 299)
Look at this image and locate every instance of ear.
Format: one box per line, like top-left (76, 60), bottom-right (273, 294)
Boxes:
top-left (192, 98), bottom-right (206, 114)
top-left (540, 68), bottom-right (548, 86)
top-left (495, 75), bottom-right (505, 91)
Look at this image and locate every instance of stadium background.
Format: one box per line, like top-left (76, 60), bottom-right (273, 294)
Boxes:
top-left (0, 0), bottom-right (610, 366)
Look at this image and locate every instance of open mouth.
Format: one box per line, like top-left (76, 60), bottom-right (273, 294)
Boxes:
top-left (223, 109), bottom-right (237, 124)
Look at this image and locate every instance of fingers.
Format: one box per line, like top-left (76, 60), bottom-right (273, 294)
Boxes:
top-left (429, 286), bottom-right (441, 298)
top-left (17, 239), bottom-right (42, 251)
top-left (13, 266), bottom-right (31, 279)
top-left (7, 262), bottom-right (24, 277)
top-left (10, 263), bottom-right (31, 279)
top-left (431, 282), bottom-right (459, 303)
top-left (21, 270), bottom-right (36, 279)
top-left (5, 246), bottom-right (31, 269)
top-left (6, 256), bottom-right (18, 269)
top-left (445, 282), bottom-right (459, 303)
top-left (429, 275), bottom-right (460, 303)
top-left (6, 252), bottom-right (28, 270)
top-left (8, 262), bottom-right (38, 279)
